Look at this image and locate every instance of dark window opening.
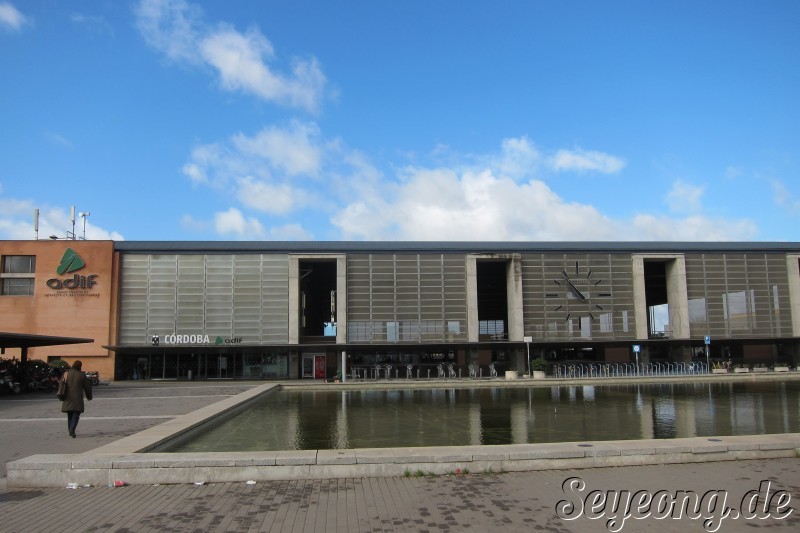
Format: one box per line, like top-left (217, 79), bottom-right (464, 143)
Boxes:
top-left (299, 260), bottom-right (337, 342)
top-left (477, 261), bottom-right (508, 340)
top-left (643, 260), bottom-right (670, 338)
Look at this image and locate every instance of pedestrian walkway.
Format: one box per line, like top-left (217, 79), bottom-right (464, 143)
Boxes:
top-left (0, 381), bottom-right (263, 485)
top-left (1, 458), bottom-right (798, 531)
top-left (2, 380), bottom-right (799, 531)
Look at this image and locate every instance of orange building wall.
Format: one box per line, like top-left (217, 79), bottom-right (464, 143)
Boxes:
top-left (0, 240), bottom-right (117, 379)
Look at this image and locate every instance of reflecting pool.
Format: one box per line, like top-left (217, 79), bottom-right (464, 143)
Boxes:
top-left (158, 380), bottom-right (800, 452)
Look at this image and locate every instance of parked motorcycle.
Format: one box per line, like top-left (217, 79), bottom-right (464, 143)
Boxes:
top-left (0, 368), bottom-right (21, 394)
top-left (85, 371), bottom-right (100, 386)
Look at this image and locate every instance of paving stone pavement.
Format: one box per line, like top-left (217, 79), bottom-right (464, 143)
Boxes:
top-left (2, 381), bottom-right (799, 531)
top-left (1, 458), bottom-right (799, 532)
top-left (0, 381), bottom-right (263, 484)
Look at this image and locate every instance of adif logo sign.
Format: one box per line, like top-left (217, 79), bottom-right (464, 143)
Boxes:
top-left (57, 248), bottom-right (85, 275)
top-left (149, 334), bottom-right (244, 345)
top-left (46, 248), bottom-right (98, 292)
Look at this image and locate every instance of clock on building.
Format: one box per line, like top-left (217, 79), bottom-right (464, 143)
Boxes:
top-left (546, 261), bottom-right (612, 321)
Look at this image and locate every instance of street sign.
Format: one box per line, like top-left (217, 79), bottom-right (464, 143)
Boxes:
top-left (632, 344), bottom-right (641, 353)
top-left (523, 336), bottom-right (532, 343)
top-left (704, 335), bottom-right (711, 345)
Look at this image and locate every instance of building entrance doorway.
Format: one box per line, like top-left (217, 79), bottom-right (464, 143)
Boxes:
top-left (302, 353), bottom-right (326, 379)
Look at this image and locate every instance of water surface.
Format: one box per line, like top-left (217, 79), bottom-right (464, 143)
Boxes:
top-left (160, 380), bottom-right (799, 452)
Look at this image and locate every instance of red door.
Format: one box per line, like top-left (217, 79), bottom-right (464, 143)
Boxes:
top-left (314, 355), bottom-right (326, 379)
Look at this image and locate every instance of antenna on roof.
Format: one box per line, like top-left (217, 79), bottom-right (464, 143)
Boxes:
top-left (34, 209), bottom-right (39, 240)
top-left (69, 206), bottom-right (76, 240)
top-left (47, 206), bottom-right (89, 240)
top-left (79, 211), bottom-right (91, 240)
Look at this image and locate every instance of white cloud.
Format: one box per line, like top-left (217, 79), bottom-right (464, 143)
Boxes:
top-left (494, 136), bottom-right (541, 179)
top-left (134, 0), bottom-right (325, 112)
top-left (181, 212), bottom-right (312, 240)
top-left (181, 162), bottom-right (207, 185)
top-left (551, 148), bottom-right (625, 174)
top-left (235, 176), bottom-right (298, 215)
top-left (200, 27), bottom-right (325, 111)
top-left (182, 122), bottom-right (323, 219)
top-left (332, 167), bottom-right (620, 241)
top-left (183, 140), bottom-right (262, 187)
top-left (330, 139), bottom-right (759, 242)
top-left (0, 2), bottom-right (27, 31)
top-left (135, 0), bottom-right (201, 63)
top-left (179, 131), bottom-right (758, 242)
top-left (213, 207), bottom-right (265, 238)
top-left (631, 214), bottom-right (757, 241)
top-left (232, 121), bottom-right (321, 177)
top-left (665, 180), bottom-right (704, 214)
top-left (268, 223), bottom-right (313, 240)
top-left (771, 179), bottom-right (800, 214)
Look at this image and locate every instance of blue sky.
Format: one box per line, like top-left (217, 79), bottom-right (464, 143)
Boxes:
top-left (1, 0), bottom-right (799, 242)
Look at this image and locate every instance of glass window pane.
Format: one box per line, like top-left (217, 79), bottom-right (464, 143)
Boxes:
top-left (1, 278), bottom-right (34, 295)
top-left (3, 255), bottom-right (36, 273)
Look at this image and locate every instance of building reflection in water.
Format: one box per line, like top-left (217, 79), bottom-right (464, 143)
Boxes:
top-left (161, 380), bottom-right (800, 453)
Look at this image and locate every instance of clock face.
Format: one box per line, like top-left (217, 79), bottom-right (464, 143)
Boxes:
top-left (546, 261), bottom-right (611, 321)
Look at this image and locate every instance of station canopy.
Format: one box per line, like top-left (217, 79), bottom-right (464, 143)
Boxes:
top-left (0, 332), bottom-right (94, 363)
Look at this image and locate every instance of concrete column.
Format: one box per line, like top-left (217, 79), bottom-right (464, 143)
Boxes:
top-left (632, 254), bottom-right (690, 339)
top-left (289, 351), bottom-right (299, 379)
top-left (664, 256), bottom-right (690, 339)
top-left (506, 255), bottom-right (524, 342)
top-left (288, 258), bottom-right (299, 345)
top-left (631, 255), bottom-right (649, 340)
top-left (466, 256), bottom-right (479, 342)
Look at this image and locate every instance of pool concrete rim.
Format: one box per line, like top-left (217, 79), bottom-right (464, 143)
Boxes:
top-left (7, 372), bottom-right (800, 488)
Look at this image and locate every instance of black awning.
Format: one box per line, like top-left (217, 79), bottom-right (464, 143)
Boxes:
top-left (0, 331), bottom-right (94, 363)
top-left (0, 331), bottom-right (94, 349)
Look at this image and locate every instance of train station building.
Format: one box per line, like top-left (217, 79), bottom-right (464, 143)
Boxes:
top-left (2, 240), bottom-right (799, 381)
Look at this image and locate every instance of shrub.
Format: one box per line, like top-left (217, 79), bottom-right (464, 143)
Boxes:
top-left (531, 357), bottom-right (548, 372)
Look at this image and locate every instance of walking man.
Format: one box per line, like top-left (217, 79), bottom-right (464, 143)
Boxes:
top-left (61, 360), bottom-right (93, 438)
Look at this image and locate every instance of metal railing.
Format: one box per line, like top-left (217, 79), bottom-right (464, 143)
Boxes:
top-left (552, 362), bottom-right (708, 378)
top-left (346, 361), bottom-right (710, 380)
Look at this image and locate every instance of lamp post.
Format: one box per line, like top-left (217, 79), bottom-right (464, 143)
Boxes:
top-left (524, 336), bottom-right (532, 376)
